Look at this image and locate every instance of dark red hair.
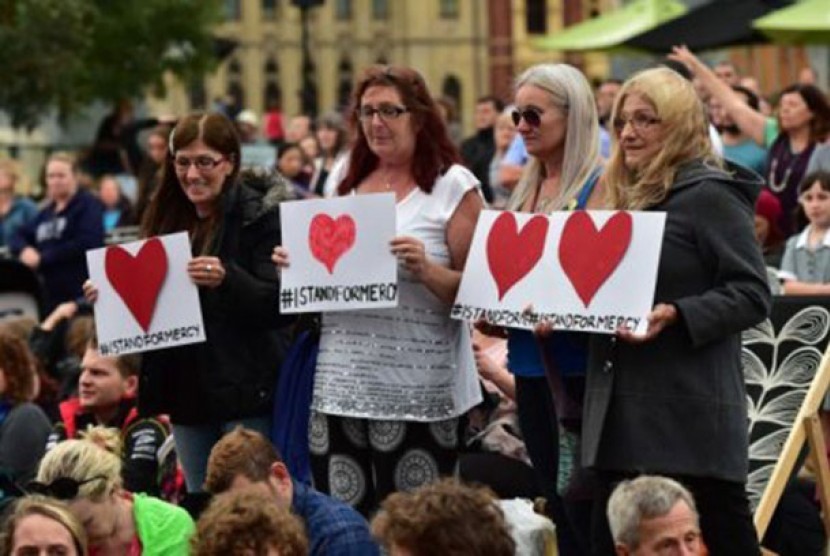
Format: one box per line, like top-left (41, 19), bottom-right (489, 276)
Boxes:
top-left (337, 65), bottom-right (461, 196)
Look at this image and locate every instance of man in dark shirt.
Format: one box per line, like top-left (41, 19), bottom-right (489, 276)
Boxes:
top-left (460, 96), bottom-right (505, 203)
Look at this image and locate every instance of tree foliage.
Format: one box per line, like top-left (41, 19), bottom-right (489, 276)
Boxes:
top-left (0, 0), bottom-right (223, 129)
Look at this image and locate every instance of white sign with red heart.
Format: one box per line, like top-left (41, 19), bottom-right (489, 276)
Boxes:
top-left (279, 193), bottom-right (398, 313)
top-left (86, 232), bottom-right (206, 355)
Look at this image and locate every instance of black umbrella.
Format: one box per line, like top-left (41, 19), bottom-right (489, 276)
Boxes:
top-left (624, 0), bottom-right (793, 52)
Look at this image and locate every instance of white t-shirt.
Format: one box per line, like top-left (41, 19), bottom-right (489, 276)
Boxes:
top-left (312, 164), bottom-right (483, 421)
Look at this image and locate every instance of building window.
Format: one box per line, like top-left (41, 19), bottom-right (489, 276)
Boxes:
top-left (337, 57), bottom-right (354, 109)
top-left (335, 0), bottom-right (352, 20)
top-left (189, 80), bottom-right (207, 110)
top-left (526, 0), bottom-right (547, 34)
top-left (442, 75), bottom-right (462, 115)
top-left (225, 0), bottom-right (242, 20)
top-left (262, 0), bottom-right (278, 19)
top-left (372, 0), bottom-right (389, 19)
top-left (227, 59), bottom-right (245, 109)
top-left (439, 0), bottom-right (458, 18)
top-left (264, 57), bottom-right (282, 109)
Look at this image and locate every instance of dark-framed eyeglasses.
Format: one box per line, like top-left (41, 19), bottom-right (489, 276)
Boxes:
top-left (356, 105), bottom-right (409, 122)
top-left (27, 475), bottom-right (107, 500)
top-left (173, 155), bottom-right (226, 172)
top-left (612, 113), bottom-right (662, 135)
top-left (511, 108), bottom-right (544, 128)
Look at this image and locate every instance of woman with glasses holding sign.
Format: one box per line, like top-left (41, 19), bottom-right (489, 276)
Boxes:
top-left (483, 63), bottom-right (605, 555)
top-left (583, 67), bottom-right (771, 555)
top-left (32, 427), bottom-right (193, 555)
top-left (273, 65), bottom-right (483, 515)
top-left (85, 112), bottom-right (296, 493)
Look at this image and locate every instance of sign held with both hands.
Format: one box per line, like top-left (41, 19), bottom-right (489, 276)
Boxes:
top-left (452, 209), bottom-right (666, 334)
top-left (279, 193), bottom-right (399, 313)
top-left (86, 232), bottom-right (206, 356)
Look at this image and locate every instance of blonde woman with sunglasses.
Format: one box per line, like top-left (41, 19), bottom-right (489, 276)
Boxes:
top-left (33, 427), bottom-right (193, 556)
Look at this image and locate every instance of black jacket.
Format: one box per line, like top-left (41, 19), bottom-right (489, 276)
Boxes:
top-left (140, 171), bottom-right (295, 424)
top-left (583, 159), bottom-right (772, 483)
top-left (460, 127), bottom-right (496, 203)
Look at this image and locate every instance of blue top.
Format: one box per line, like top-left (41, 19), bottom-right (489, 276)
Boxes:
top-left (723, 140), bottom-right (767, 176)
top-left (506, 168), bottom-right (600, 377)
top-left (0, 196), bottom-right (37, 248)
top-left (9, 189), bottom-right (103, 311)
top-left (292, 480), bottom-right (380, 556)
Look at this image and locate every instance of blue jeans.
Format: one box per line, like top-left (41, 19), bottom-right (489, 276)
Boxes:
top-left (173, 416), bottom-right (271, 492)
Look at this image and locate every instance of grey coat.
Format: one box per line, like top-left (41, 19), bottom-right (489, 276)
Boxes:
top-left (582, 160), bottom-right (772, 483)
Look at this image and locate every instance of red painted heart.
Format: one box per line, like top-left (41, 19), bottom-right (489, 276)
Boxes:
top-left (559, 211), bottom-right (633, 308)
top-left (309, 213), bottom-right (357, 274)
top-left (487, 212), bottom-right (549, 301)
top-left (105, 238), bottom-right (168, 332)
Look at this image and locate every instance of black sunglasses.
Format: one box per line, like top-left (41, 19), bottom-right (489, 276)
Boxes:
top-left (27, 475), bottom-right (107, 500)
top-left (511, 108), bottom-right (543, 128)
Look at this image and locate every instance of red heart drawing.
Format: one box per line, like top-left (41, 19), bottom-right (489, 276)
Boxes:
top-left (309, 213), bottom-right (357, 274)
top-left (487, 212), bottom-right (549, 301)
top-left (559, 211), bottom-right (633, 308)
top-left (105, 237), bottom-right (168, 332)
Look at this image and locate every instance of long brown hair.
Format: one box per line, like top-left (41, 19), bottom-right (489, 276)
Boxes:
top-left (0, 331), bottom-right (37, 406)
top-left (337, 65), bottom-right (460, 196)
top-left (141, 113), bottom-right (241, 253)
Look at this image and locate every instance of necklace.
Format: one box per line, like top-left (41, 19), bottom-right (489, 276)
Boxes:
top-left (768, 142), bottom-right (808, 194)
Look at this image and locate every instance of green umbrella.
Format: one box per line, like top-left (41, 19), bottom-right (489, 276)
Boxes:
top-left (753, 0), bottom-right (830, 44)
top-left (535, 0), bottom-right (687, 52)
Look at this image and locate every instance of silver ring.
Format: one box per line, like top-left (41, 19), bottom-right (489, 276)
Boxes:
top-left (206, 264), bottom-right (213, 272)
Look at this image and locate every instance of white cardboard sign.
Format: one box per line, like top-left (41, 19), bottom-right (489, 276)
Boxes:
top-left (86, 232), bottom-right (206, 356)
top-left (452, 210), bottom-right (666, 334)
top-left (279, 193), bottom-right (398, 313)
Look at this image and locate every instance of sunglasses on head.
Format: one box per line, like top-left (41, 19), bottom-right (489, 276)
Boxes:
top-left (27, 475), bottom-right (107, 500)
top-left (511, 108), bottom-right (544, 128)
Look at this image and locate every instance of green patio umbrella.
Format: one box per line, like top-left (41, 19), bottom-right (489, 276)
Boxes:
top-left (753, 0), bottom-right (830, 44)
top-left (535, 0), bottom-right (687, 52)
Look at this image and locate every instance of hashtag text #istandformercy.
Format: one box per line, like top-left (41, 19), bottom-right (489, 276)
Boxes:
top-left (281, 282), bottom-right (398, 309)
top-left (99, 325), bottom-right (202, 356)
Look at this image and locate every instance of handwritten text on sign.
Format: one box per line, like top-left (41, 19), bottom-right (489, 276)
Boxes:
top-left (86, 232), bottom-right (206, 355)
top-left (452, 210), bottom-right (666, 334)
top-left (279, 193), bottom-right (398, 313)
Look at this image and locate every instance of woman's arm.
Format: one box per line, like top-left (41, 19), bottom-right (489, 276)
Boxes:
top-left (393, 189), bottom-right (483, 306)
top-left (671, 182), bottom-right (772, 347)
top-left (782, 281), bottom-right (830, 295)
top-left (669, 46), bottom-right (769, 147)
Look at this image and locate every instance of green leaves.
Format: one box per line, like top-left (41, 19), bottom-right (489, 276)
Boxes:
top-left (0, 0), bottom-right (223, 129)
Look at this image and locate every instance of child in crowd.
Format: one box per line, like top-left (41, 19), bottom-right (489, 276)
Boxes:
top-left (277, 142), bottom-right (312, 195)
top-left (779, 172), bottom-right (830, 294)
top-left (97, 175), bottom-right (135, 233)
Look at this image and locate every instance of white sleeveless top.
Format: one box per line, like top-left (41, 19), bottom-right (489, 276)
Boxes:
top-left (312, 164), bottom-right (483, 421)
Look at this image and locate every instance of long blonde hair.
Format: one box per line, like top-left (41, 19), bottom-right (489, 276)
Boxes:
top-left (606, 67), bottom-right (718, 210)
top-left (507, 64), bottom-right (600, 213)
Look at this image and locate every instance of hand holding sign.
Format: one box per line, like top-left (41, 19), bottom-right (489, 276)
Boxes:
top-left (280, 193), bottom-right (398, 313)
top-left (452, 209), bottom-right (665, 334)
top-left (86, 232), bottom-right (206, 355)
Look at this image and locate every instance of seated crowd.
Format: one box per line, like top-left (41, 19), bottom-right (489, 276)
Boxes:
top-left (1, 49), bottom-right (830, 556)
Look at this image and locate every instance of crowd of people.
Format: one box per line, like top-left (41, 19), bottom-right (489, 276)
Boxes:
top-left (0, 46), bottom-right (829, 555)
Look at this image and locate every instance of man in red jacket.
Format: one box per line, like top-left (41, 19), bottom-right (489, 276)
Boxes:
top-left (46, 338), bottom-right (180, 500)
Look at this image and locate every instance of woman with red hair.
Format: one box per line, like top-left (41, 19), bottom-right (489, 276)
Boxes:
top-left (274, 65), bottom-right (483, 515)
